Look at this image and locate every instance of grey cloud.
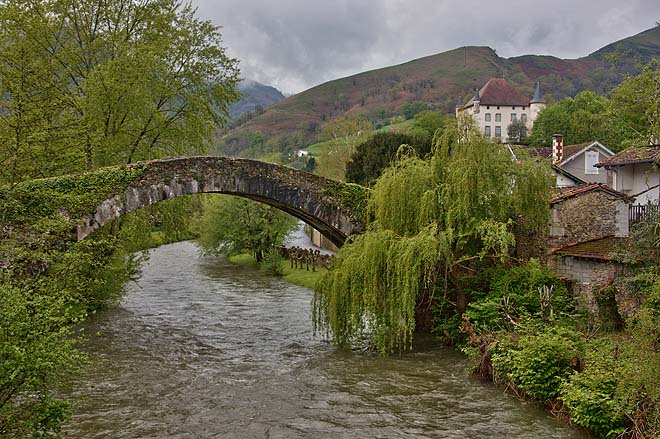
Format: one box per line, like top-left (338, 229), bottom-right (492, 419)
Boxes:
top-left (194, 0), bottom-right (659, 94)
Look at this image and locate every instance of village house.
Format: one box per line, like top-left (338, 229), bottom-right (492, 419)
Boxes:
top-left (534, 134), bottom-right (615, 187)
top-left (596, 145), bottom-right (660, 205)
top-left (456, 78), bottom-right (545, 141)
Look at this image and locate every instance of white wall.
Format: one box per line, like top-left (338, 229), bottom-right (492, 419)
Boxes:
top-left (462, 102), bottom-right (542, 141)
top-left (611, 163), bottom-right (660, 204)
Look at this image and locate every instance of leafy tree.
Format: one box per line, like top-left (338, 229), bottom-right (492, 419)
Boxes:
top-left (315, 116), bottom-right (373, 180)
top-left (528, 91), bottom-right (622, 149)
top-left (314, 125), bottom-right (552, 352)
top-left (610, 60), bottom-right (660, 146)
top-left (0, 0), bottom-right (240, 183)
top-left (196, 195), bottom-right (297, 262)
top-left (345, 131), bottom-right (431, 185)
top-left (410, 110), bottom-right (447, 140)
top-left (400, 101), bottom-right (428, 119)
top-left (507, 120), bottom-right (528, 144)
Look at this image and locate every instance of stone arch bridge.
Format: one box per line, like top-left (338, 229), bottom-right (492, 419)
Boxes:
top-left (75, 157), bottom-right (367, 247)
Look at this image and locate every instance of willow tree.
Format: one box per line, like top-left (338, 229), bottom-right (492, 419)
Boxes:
top-left (314, 129), bottom-right (552, 353)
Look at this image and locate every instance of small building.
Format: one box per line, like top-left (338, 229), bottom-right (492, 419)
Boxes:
top-left (551, 236), bottom-right (627, 316)
top-left (533, 135), bottom-right (615, 187)
top-left (550, 183), bottom-right (632, 249)
top-left (456, 78), bottom-right (545, 141)
top-left (596, 145), bottom-right (660, 205)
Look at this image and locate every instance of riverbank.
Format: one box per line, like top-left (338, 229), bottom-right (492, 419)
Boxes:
top-left (228, 253), bottom-right (325, 290)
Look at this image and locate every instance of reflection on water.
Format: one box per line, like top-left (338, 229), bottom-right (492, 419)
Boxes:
top-left (64, 241), bottom-right (588, 438)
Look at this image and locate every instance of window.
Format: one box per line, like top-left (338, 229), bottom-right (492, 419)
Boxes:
top-left (485, 113), bottom-right (491, 122)
top-left (486, 106), bottom-right (490, 109)
top-left (512, 106), bottom-right (516, 110)
top-left (521, 113), bottom-right (527, 123)
top-left (511, 113), bottom-right (517, 122)
top-left (485, 126), bottom-right (491, 137)
top-left (495, 126), bottom-right (501, 137)
top-left (522, 106), bottom-right (526, 110)
top-left (495, 113), bottom-right (501, 122)
top-left (585, 150), bottom-right (599, 174)
top-left (497, 106), bottom-right (500, 110)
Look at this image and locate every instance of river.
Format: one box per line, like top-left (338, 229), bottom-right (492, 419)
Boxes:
top-left (64, 241), bottom-right (589, 438)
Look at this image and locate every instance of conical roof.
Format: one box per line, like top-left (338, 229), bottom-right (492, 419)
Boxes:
top-left (530, 81), bottom-right (545, 104)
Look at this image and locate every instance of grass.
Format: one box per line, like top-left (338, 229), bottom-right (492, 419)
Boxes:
top-left (227, 252), bottom-right (326, 290)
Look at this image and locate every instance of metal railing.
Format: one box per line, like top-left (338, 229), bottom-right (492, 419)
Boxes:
top-left (629, 203), bottom-right (660, 226)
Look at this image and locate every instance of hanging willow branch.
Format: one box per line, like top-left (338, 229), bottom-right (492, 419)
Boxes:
top-left (313, 127), bottom-right (552, 354)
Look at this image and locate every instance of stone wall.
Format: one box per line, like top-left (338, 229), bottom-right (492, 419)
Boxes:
top-left (550, 191), bottom-right (628, 248)
top-left (552, 255), bottom-right (623, 315)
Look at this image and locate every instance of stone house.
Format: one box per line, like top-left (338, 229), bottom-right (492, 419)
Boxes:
top-left (596, 145), bottom-right (660, 205)
top-left (551, 236), bottom-right (629, 316)
top-left (456, 78), bottom-right (545, 141)
top-left (549, 183), bottom-right (631, 249)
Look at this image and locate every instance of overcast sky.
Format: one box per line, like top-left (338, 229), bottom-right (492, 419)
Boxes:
top-left (193, 0), bottom-right (659, 95)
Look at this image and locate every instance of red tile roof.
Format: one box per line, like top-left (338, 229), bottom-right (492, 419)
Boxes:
top-left (550, 183), bottom-right (632, 204)
top-left (596, 146), bottom-right (660, 167)
top-left (466, 78), bottom-right (531, 107)
top-left (553, 236), bottom-right (626, 261)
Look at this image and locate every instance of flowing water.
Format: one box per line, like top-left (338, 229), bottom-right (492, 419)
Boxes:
top-left (64, 241), bottom-right (589, 438)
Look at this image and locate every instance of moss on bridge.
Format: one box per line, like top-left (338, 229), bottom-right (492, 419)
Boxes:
top-left (1, 164), bottom-right (146, 225)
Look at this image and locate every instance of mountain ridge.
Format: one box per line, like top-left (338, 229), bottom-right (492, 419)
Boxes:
top-left (218, 26), bottom-right (660, 156)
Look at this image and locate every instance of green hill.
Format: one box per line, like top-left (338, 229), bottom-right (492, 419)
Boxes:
top-left (216, 26), bottom-right (660, 157)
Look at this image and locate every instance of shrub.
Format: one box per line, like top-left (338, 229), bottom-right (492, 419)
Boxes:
top-left (261, 249), bottom-right (285, 277)
top-left (465, 259), bottom-right (573, 330)
top-left (491, 325), bottom-right (584, 400)
top-left (560, 340), bottom-right (624, 438)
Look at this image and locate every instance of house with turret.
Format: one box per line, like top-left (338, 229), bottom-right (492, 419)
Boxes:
top-left (456, 78), bottom-right (545, 141)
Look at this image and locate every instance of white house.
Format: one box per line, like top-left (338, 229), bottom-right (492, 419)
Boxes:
top-left (456, 78), bottom-right (545, 141)
top-left (543, 135), bottom-right (615, 187)
top-left (596, 145), bottom-right (660, 205)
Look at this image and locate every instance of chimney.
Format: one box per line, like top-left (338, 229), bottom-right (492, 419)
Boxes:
top-left (552, 134), bottom-right (564, 163)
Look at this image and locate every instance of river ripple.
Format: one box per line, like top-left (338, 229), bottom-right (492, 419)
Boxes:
top-left (64, 241), bottom-right (589, 439)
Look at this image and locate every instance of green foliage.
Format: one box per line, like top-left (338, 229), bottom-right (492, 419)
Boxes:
top-left (610, 60), bottom-right (660, 145)
top-left (314, 226), bottom-right (440, 354)
top-left (262, 249), bottom-right (285, 277)
top-left (528, 91), bottom-right (624, 149)
top-left (560, 340), bottom-right (624, 438)
top-left (0, 285), bottom-right (85, 438)
top-left (1, 165), bottom-right (146, 223)
top-left (345, 131), bottom-right (433, 186)
top-left (0, 0), bottom-right (239, 184)
top-left (195, 195), bottom-right (296, 262)
top-left (506, 120), bottom-right (528, 144)
top-left (314, 116), bottom-right (373, 180)
top-left (491, 325), bottom-right (584, 400)
top-left (465, 259), bottom-right (573, 330)
top-left (314, 128), bottom-right (552, 353)
top-left (411, 110), bottom-right (447, 139)
top-left (614, 307), bottom-right (660, 436)
top-left (400, 101), bottom-right (428, 119)
top-left (322, 182), bottom-right (370, 224)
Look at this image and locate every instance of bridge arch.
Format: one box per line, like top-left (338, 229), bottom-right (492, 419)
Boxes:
top-left (77, 157), bottom-right (367, 247)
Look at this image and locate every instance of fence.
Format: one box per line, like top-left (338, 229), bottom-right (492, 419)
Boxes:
top-left (277, 246), bottom-right (334, 272)
top-left (629, 203), bottom-right (660, 227)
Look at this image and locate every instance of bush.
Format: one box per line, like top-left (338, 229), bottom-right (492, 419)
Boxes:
top-left (465, 259), bottom-right (573, 330)
top-left (560, 340), bottom-right (624, 438)
top-left (261, 249), bottom-right (285, 277)
top-left (491, 325), bottom-right (584, 400)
